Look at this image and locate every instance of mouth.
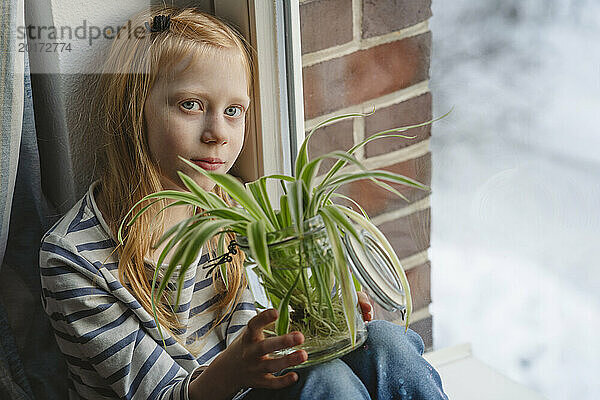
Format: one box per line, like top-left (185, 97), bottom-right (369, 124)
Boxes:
top-left (191, 158), bottom-right (226, 171)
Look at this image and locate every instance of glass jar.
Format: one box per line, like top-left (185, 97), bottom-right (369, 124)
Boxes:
top-left (237, 213), bottom-right (408, 369)
top-left (237, 215), bottom-right (367, 369)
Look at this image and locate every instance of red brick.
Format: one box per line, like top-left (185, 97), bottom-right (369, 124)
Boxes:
top-left (406, 315), bottom-right (433, 350)
top-left (337, 153), bottom-right (431, 217)
top-left (364, 92), bottom-right (432, 158)
top-left (300, 0), bottom-right (353, 54)
top-left (377, 208), bottom-right (430, 260)
top-left (303, 32), bottom-right (431, 119)
top-left (406, 261), bottom-right (431, 311)
top-left (362, 0), bottom-right (432, 39)
top-left (306, 119), bottom-right (354, 174)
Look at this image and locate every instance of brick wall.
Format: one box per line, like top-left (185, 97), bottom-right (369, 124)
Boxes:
top-left (299, 0), bottom-right (435, 350)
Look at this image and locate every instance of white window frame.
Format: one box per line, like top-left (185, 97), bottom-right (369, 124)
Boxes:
top-left (214, 0), bottom-right (305, 187)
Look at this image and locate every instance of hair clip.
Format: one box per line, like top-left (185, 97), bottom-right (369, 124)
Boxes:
top-left (201, 240), bottom-right (239, 276)
top-left (145, 15), bottom-right (171, 33)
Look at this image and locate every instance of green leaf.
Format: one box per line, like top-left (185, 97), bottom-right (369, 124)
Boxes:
top-left (164, 220), bottom-right (234, 309)
top-left (143, 190), bottom-right (206, 205)
top-left (352, 107), bottom-right (452, 156)
top-left (261, 174), bottom-right (295, 183)
top-left (151, 220), bottom-right (229, 316)
top-left (367, 178), bottom-right (410, 203)
top-left (246, 220), bottom-right (271, 277)
top-left (150, 200), bottom-right (197, 230)
top-left (254, 300), bottom-right (267, 310)
top-left (152, 216), bottom-right (193, 251)
top-left (352, 275), bottom-right (362, 292)
top-left (124, 198), bottom-right (163, 227)
top-left (329, 194), bottom-right (370, 221)
top-left (118, 191), bottom-right (205, 249)
top-left (263, 282), bottom-right (282, 310)
top-left (328, 180), bottom-right (411, 215)
top-left (320, 211), bottom-right (357, 345)
top-left (301, 151), bottom-right (366, 192)
top-left (185, 221), bottom-right (234, 270)
top-left (313, 170), bottom-right (425, 215)
top-left (204, 207), bottom-right (253, 223)
top-left (177, 171), bottom-right (226, 209)
top-left (317, 108), bottom-right (452, 191)
top-left (275, 210), bottom-right (284, 228)
top-left (285, 180), bottom-right (304, 232)
top-left (320, 205), bottom-right (360, 242)
top-left (279, 195), bottom-right (290, 228)
top-left (276, 270), bottom-right (301, 336)
top-left (295, 109), bottom-right (376, 176)
top-left (247, 178), bottom-right (279, 230)
top-left (301, 151), bottom-right (368, 215)
top-left (155, 217), bottom-right (205, 268)
top-left (149, 225), bottom-right (198, 343)
top-left (309, 249), bottom-right (335, 319)
top-left (179, 157), bottom-right (274, 230)
top-left (325, 170), bottom-right (430, 192)
top-left (118, 193), bottom-right (199, 244)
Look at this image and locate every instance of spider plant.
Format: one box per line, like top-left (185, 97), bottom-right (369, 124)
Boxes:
top-left (118, 108), bottom-right (449, 347)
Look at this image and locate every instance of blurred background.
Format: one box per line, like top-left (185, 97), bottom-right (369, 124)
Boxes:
top-left (2, 1), bottom-right (598, 398)
top-left (429, 1), bottom-right (600, 399)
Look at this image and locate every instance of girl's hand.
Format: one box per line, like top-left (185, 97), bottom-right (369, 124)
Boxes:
top-left (193, 309), bottom-right (307, 399)
top-left (357, 291), bottom-right (373, 321)
top-left (226, 308), bottom-right (308, 388)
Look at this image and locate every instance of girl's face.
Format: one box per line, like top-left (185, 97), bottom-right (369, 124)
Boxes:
top-left (144, 49), bottom-right (250, 192)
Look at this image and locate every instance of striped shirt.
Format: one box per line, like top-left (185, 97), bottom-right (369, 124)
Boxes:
top-left (39, 181), bottom-right (257, 400)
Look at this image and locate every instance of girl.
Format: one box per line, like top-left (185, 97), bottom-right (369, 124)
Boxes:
top-left (39, 6), bottom-right (448, 400)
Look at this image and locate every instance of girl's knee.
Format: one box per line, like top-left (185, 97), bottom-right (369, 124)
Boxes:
top-left (365, 319), bottom-right (425, 356)
top-left (297, 359), bottom-right (370, 399)
top-left (301, 359), bottom-right (358, 386)
top-left (363, 321), bottom-right (447, 398)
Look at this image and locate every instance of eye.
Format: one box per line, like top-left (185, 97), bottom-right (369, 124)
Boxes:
top-left (224, 106), bottom-right (244, 118)
top-left (180, 100), bottom-right (201, 112)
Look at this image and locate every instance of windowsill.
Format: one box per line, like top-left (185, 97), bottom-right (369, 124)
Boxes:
top-left (423, 343), bottom-right (547, 400)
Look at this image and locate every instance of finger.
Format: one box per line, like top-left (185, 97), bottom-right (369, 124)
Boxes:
top-left (357, 291), bottom-right (371, 305)
top-left (252, 332), bottom-right (304, 358)
top-left (358, 300), bottom-right (373, 321)
top-left (359, 300), bottom-right (372, 314)
top-left (360, 309), bottom-right (370, 321)
top-left (259, 350), bottom-right (307, 373)
top-left (246, 309), bottom-right (278, 342)
top-left (357, 291), bottom-right (368, 302)
top-left (358, 296), bottom-right (371, 307)
top-left (360, 304), bottom-right (372, 317)
top-left (257, 371), bottom-right (299, 390)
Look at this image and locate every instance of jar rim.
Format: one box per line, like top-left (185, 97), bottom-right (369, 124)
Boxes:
top-left (343, 230), bottom-right (406, 312)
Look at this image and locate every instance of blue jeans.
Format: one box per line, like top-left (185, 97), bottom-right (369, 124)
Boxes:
top-left (235, 320), bottom-right (449, 400)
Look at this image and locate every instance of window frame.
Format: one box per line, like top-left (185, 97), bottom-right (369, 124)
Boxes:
top-left (214, 0), bottom-right (305, 186)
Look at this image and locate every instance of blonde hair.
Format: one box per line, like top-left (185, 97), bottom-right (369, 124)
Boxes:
top-left (95, 6), bottom-right (254, 354)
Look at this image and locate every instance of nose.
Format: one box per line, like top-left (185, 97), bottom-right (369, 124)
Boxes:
top-left (200, 112), bottom-right (228, 145)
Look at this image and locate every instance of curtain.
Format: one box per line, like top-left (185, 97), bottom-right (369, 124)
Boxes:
top-left (1, 0), bottom-right (70, 398)
top-left (0, 0), bottom-right (30, 396)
